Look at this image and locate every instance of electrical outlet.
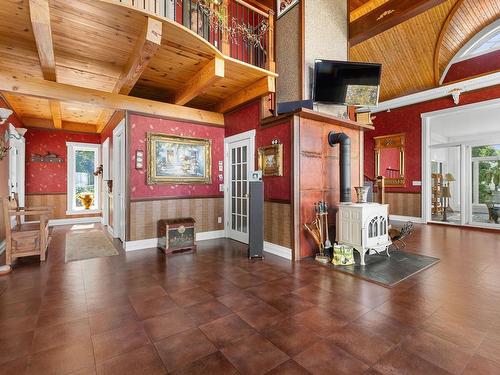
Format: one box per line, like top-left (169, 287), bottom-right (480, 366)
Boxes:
top-left (219, 184), bottom-right (224, 192)
top-left (217, 217), bottom-right (222, 224)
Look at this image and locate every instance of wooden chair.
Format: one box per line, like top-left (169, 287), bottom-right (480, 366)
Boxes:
top-left (2, 195), bottom-right (52, 266)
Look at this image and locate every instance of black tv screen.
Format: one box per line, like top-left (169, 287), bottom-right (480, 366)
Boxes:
top-left (313, 60), bottom-right (382, 107)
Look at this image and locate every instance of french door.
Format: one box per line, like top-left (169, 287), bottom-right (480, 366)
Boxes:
top-left (224, 130), bottom-right (255, 244)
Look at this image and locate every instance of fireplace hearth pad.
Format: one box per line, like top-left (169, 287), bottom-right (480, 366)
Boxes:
top-left (306, 251), bottom-right (439, 288)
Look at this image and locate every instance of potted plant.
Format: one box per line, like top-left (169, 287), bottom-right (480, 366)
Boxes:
top-left (77, 192), bottom-right (94, 210)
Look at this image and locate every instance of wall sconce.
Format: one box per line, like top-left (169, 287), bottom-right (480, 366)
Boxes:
top-left (450, 88), bottom-right (462, 105)
top-left (135, 150), bottom-right (144, 169)
top-left (271, 139), bottom-right (281, 145)
top-left (0, 108), bottom-right (13, 125)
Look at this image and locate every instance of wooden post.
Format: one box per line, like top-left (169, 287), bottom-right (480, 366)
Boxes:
top-left (266, 10), bottom-right (275, 72)
top-left (221, 1), bottom-right (230, 55)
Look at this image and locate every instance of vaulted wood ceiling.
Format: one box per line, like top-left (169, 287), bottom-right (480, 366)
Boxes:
top-left (349, 0), bottom-right (500, 101)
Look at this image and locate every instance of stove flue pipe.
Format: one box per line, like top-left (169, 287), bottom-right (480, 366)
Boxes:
top-left (328, 132), bottom-right (351, 202)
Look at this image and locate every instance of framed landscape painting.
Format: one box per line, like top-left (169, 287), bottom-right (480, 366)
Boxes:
top-left (147, 133), bottom-right (211, 184)
top-left (277, 0), bottom-right (299, 19)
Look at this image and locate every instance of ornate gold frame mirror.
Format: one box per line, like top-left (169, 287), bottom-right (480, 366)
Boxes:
top-left (374, 133), bottom-right (405, 187)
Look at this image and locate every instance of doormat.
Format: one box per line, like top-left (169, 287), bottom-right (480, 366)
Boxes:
top-left (310, 250), bottom-right (439, 288)
top-left (65, 230), bottom-right (118, 262)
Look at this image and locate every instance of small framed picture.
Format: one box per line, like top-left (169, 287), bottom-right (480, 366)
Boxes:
top-left (258, 144), bottom-right (283, 177)
top-left (277, 0), bottom-right (299, 19)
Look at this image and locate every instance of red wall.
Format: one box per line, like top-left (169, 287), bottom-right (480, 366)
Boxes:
top-left (443, 49), bottom-right (500, 84)
top-left (364, 85), bottom-right (500, 193)
top-left (129, 114), bottom-right (225, 199)
top-left (25, 128), bottom-right (100, 194)
top-left (224, 101), bottom-right (292, 202)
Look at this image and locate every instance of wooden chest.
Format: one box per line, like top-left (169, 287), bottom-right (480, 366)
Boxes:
top-left (158, 218), bottom-right (196, 254)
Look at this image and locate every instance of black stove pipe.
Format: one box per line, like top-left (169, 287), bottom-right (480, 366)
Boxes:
top-left (328, 131), bottom-right (351, 202)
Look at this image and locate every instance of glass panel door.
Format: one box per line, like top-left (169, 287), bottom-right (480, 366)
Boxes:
top-left (470, 144), bottom-right (500, 227)
top-left (228, 139), bottom-right (250, 243)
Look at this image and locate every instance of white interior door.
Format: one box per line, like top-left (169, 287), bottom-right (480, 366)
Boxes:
top-left (112, 121), bottom-right (126, 242)
top-left (8, 125), bottom-right (25, 204)
top-left (224, 130), bottom-right (255, 244)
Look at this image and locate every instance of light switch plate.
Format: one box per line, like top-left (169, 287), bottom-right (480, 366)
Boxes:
top-left (412, 181), bottom-right (422, 186)
top-left (219, 184), bottom-right (224, 192)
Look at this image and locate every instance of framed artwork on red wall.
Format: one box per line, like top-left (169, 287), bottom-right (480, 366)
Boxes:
top-left (147, 133), bottom-right (212, 185)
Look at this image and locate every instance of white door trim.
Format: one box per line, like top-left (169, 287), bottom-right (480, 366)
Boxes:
top-left (102, 137), bottom-right (110, 226)
top-left (224, 129), bottom-right (256, 243)
top-left (112, 120), bottom-right (126, 241)
top-left (7, 124), bottom-right (25, 224)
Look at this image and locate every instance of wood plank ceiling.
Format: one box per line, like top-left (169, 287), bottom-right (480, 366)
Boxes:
top-left (349, 0), bottom-right (500, 101)
top-left (0, 0), bottom-right (276, 133)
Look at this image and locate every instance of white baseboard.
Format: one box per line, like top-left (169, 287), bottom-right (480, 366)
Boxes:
top-left (107, 225), bottom-right (115, 238)
top-left (0, 240), bottom-right (5, 255)
top-left (264, 241), bottom-right (292, 260)
top-left (389, 215), bottom-right (424, 223)
top-left (25, 216), bottom-right (102, 227)
top-left (124, 230), bottom-right (226, 252)
top-left (124, 238), bottom-right (158, 252)
top-left (195, 230), bottom-right (225, 241)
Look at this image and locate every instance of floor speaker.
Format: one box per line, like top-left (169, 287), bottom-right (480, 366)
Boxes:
top-left (248, 180), bottom-right (264, 259)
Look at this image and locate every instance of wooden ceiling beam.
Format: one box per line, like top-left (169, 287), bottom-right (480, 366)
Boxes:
top-left (174, 57), bottom-right (225, 106)
top-left (29, 0), bottom-right (65, 132)
top-left (216, 76), bottom-right (275, 113)
top-left (0, 72), bottom-right (225, 127)
top-left (96, 16), bottom-right (163, 133)
top-left (49, 100), bottom-right (62, 128)
top-left (349, 0), bottom-right (448, 46)
top-left (28, 0), bottom-right (56, 81)
top-left (22, 117), bottom-right (98, 133)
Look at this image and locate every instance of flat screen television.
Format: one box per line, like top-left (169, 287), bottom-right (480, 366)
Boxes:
top-left (313, 60), bottom-right (382, 107)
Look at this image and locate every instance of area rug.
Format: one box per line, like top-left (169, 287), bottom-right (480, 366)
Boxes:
top-left (65, 230), bottom-right (118, 262)
top-left (323, 250), bottom-right (440, 288)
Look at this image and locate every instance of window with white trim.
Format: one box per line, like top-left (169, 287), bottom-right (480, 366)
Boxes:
top-left (66, 142), bottom-right (101, 214)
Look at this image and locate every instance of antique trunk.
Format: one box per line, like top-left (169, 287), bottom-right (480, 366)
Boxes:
top-left (158, 218), bottom-right (196, 254)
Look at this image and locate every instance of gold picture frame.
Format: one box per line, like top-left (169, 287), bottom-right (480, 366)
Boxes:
top-left (258, 144), bottom-right (283, 176)
top-left (374, 133), bottom-right (405, 187)
top-left (147, 133), bottom-right (211, 185)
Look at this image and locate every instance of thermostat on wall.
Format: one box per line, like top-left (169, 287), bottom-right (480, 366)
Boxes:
top-left (250, 170), bottom-right (262, 181)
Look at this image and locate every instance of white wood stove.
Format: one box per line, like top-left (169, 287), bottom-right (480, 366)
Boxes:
top-left (336, 203), bottom-right (392, 265)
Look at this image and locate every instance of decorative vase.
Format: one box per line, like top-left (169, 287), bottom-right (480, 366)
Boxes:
top-left (354, 186), bottom-right (370, 203)
top-left (78, 193), bottom-right (94, 209)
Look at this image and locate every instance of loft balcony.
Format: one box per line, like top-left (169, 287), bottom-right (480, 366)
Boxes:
top-left (0, 0), bottom-right (277, 133)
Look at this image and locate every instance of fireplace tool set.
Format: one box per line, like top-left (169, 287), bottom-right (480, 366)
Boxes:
top-left (303, 201), bottom-right (333, 264)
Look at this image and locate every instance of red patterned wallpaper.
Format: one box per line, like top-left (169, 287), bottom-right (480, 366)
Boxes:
top-left (443, 50), bottom-right (500, 84)
top-left (25, 128), bottom-right (100, 194)
top-left (364, 85), bottom-right (500, 193)
top-left (225, 101), bottom-right (292, 202)
top-left (129, 114), bottom-right (225, 199)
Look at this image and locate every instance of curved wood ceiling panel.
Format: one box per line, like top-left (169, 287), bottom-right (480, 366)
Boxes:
top-left (350, 0), bottom-right (457, 101)
top-left (435, 0), bottom-right (500, 83)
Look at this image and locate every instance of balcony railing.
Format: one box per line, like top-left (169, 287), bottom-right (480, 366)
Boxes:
top-left (117, 0), bottom-right (275, 71)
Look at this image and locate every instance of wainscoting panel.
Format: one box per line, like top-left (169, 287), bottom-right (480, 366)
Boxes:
top-left (375, 192), bottom-right (422, 217)
top-left (264, 201), bottom-right (292, 249)
top-left (26, 194), bottom-right (101, 221)
top-left (130, 198), bottom-right (224, 241)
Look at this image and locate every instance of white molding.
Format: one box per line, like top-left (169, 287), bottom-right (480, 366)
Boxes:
top-left (195, 230), bottom-right (225, 241)
top-left (264, 241), bottom-right (292, 260)
top-left (389, 215), bottom-right (425, 223)
top-left (25, 216), bottom-right (102, 227)
top-left (66, 209), bottom-right (102, 216)
top-left (0, 240), bottom-right (5, 255)
top-left (359, 72), bottom-right (500, 113)
top-left (124, 238), bottom-right (158, 252)
top-left (224, 129), bottom-right (256, 144)
top-left (421, 97), bottom-right (500, 119)
top-left (124, 231), bottom-right (227, 252)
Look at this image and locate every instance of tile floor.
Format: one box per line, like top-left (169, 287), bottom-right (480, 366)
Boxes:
top-left (1, 223), bottom-right (500, 374)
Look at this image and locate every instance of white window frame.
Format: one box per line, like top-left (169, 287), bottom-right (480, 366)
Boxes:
top-left (66, 142), bottom-right (101, 215)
